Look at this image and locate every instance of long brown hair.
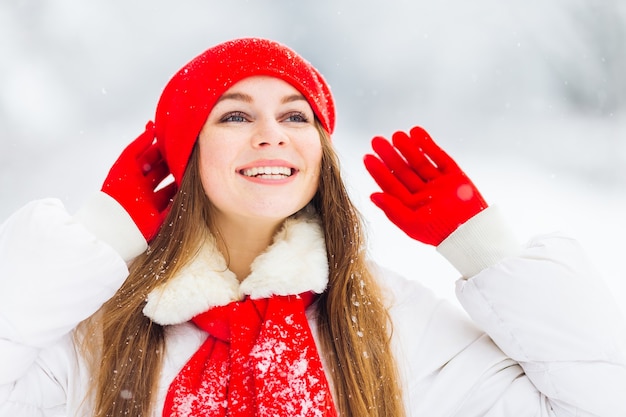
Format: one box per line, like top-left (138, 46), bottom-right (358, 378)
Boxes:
top-left (313, 125), bottom-right (405, 416)
top-left (78, 122), bottom-right (405, 417)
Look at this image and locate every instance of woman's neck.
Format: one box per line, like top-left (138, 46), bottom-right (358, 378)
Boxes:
top-left (214, 215), bottom-right (284, 281)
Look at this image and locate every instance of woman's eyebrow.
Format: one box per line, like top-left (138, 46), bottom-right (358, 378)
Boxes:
top-left (217, 92), bottom-right (253, 103)
top-left (216, 92), bottom-right (306, 104)
top-left (282, 94), bottom-right (307, 104)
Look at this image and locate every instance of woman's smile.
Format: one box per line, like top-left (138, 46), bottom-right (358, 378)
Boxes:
top-left (238, 159), bottom-right (297, 182)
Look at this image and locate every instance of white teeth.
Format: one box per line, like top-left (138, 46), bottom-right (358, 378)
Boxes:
top-left (242, 166), bottom-right (293, 178)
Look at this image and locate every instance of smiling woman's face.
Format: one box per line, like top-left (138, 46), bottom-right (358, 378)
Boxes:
top-left (197, 75), bottom-right (323, 227)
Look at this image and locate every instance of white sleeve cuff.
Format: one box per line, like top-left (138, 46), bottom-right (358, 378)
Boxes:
top-left (73, 192), bottom-right (147, 262)
top-left (436, 206), bottom-right (522, 278)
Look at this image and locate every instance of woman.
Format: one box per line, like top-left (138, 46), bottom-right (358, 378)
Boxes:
top-left (0, 37), bottom-right (624, 417)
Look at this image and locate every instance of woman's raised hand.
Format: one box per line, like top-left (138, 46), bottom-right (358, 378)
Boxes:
top-left (364, 126), bottom-right (487, 246)
top-left (101, 122), bottom-right (177, 242)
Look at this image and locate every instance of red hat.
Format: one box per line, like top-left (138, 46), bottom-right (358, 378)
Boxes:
top-left (153, 37), bottom-right (336, 185)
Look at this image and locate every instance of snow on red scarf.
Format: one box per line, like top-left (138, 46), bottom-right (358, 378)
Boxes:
top-left (162, 293), bottom-right (337, 416)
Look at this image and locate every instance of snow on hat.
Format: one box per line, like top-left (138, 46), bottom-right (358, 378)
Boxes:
top-left (153, 37), bottom-right (336, 185)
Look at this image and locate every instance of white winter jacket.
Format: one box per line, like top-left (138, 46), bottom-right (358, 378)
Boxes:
top-left (0, 194), bottom-right (625, 416)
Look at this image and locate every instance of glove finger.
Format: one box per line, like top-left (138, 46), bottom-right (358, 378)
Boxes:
top-left (370, 192), bottom-right (423, 238)
top-left (153, 181), bottom-right (178, 213)
top-left (403, 188), bottom-right (436, 210)
top-left (144, 159), bottom-right (171, 189)
top-left (123, 123), bottom-right (157, 161)
top-left (364, 154), bottom-right (414, 203)
top-left (392, 130), bottom-right (441, 182)
top-left (138, 142), bottom-right (164, 173)
top-left (409, 126), bottom-right (460, 174)
top-left (371, 136), bottom-right (425, 193)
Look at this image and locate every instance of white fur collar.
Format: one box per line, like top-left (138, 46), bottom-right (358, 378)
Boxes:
top-left (143, 212), bottom-right (329, 325)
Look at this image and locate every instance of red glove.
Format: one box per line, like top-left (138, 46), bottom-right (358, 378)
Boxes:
top-left (101, 122), bottom-right (177, 242)
top-left (363, 126), bottom-right (487, 246)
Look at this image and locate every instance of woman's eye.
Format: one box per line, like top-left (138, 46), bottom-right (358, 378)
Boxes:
top-left (283, 112), bottom-right (309, 123)
top-left (221, 112), bottom-right (248, 123)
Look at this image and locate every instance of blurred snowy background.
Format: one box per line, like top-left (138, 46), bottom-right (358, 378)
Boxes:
top-left (1, 0), bottom-right (624, 313)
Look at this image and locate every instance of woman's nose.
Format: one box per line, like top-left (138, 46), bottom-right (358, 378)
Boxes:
top-left (252, 119), bottom-right (289, 148)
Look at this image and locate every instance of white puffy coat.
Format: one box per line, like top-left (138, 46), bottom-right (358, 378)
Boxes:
top-left (0, 194), bottom-right (625, 416)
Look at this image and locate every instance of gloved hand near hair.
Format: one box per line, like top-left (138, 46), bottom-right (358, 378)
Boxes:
top-left (101, 121), bottom-right (177, 242)
top-left (364, 126), bottom-right (487, 246)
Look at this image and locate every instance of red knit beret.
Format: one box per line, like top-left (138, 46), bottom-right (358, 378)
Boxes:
top-left (153, 37), bottom-right (336, 185)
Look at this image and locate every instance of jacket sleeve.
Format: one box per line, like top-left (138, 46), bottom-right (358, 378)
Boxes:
top-left (438, 206), bottom-right (626, 416)
top-left (0, 195), bottom-right (145, 415)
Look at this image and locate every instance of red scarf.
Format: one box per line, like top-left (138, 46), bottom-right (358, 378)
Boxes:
top-left (163, 293), bottom-right (338, 416)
